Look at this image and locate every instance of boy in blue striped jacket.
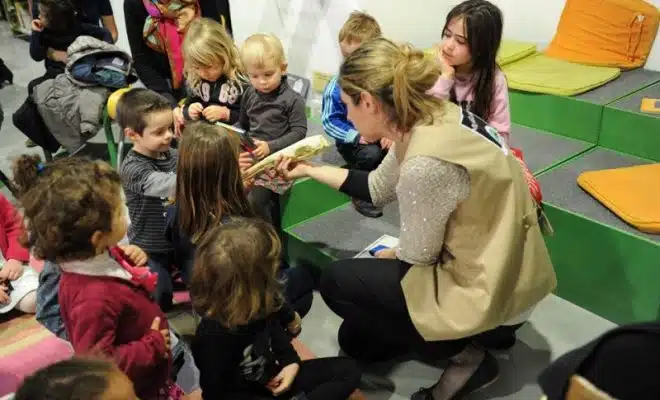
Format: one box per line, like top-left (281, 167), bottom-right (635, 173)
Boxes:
top-left (321, 11), bottom-right (389, 218)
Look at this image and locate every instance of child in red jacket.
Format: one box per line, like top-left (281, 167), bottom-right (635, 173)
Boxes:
top-left (12, 154), bottom-right (182, 400)
top-left (0, 193), bottom-right (38, 314)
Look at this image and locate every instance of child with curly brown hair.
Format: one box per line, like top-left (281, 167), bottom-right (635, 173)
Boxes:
top-left (190, 218), bottom-right (361, 400)
top-left (12, 155), bottom-right (183, 400)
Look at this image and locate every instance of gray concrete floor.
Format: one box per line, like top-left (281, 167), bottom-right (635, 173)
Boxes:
top-left (0, 21), bottom-right (618, 399)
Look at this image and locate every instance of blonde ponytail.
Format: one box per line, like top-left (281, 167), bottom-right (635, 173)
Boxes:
top-left (339, 38), bottom-right (443, 132)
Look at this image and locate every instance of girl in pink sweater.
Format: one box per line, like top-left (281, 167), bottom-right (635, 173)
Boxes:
top-left (428, 0), bottom-right (511, 144)
top-left (429, 0), bottom-right (545, 205)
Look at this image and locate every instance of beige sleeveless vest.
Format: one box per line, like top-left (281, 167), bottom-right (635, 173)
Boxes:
top-left (400, 102), bottom-right (557, 341)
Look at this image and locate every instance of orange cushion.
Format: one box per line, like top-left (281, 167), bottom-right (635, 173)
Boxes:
top-left (546, 0), bottom-right (660, 69)
top-left (577, 163), bottom-right (660, 233)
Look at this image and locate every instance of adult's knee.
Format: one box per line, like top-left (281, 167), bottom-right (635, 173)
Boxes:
top-left (319, 261), bottom-right (357, 311)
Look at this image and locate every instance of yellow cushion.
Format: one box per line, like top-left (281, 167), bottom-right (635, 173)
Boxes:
top-left (502, 52), bottom-right (621, 96)
top-left (106, 87), bottom-right (132, 120)
top-left (424, 40), bottom-right (536, 66)
top-left (577, 163), bottom-right (660, 233)
top-left (497, 40), bottom-right (537, 66)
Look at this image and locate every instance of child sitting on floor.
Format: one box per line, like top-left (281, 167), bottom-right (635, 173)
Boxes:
top-left (13, 155), bottom-right (183, 400)
top-left (0, 193), bottom-right (38, 315)
top-left (191, 218), bottom-right (361, 400)
top-left (239, 33), bottom-right (307, 225)
top-left (180, 18), bottom-right (245, 125)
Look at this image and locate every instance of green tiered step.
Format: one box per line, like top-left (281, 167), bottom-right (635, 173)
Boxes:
top-left (510, 69), bottom-right (660, 143)
top-left (510, 124), bottom-right (593, 174)
top-left (281, 120), bottom-right (349, 231)
top-left (600, 82), bottom-right (660, 161)
top-left (537, 148), bottom-right (660, 325)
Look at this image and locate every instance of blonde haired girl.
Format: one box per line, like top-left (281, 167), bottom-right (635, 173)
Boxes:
top-left (180, 17), bottom-right (245, 124)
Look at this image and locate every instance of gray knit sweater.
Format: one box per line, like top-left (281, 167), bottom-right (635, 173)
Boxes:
top-left (367, 147), bottom-right (470, 265)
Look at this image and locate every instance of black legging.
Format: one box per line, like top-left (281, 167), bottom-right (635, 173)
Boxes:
top-left (225, 357), bottom-right (361, 400)
top-left (320, 257), bottom-right (521, 362)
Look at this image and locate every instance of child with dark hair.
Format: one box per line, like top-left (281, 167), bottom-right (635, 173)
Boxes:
top-left (13, 0), bottom-right (112, 152)
top-left (118, 88), bottom-right (179, 311)
top-left (167, 122), bottom-right (312, 334)
top-left (14, 357), bottom-right (136, 400)
top-left (429, 0), bottom-right (508, 143)
top-left (12, 154), bottom-right (183, 400)
top-left (29, 0), bottom-right (111, 85)
top-left (191, 218), bottom-right (361, 400)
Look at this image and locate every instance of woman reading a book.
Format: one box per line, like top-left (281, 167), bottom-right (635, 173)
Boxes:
top-left (275, 37), bottom-right (557, 400)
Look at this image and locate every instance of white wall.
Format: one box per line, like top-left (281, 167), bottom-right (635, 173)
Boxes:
top-left (109, 0), bottom-right (660, 78)
top-left (110, 0), bottom-right (131, 54)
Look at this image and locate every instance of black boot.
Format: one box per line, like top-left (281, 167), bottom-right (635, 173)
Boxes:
top-left (0, 59), bottom-right (13, 85)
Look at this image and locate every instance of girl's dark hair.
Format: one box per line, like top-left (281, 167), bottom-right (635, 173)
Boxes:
top-left (191, 218), bottom-right (284, 328)
top-left (14, 357), bottom-right (118, 400)
top-left (444, 0), bottom-right (503, 121)
top-left (176, 122), bottom-right (254, 243)
top-left (39, 0), bottom-right (80, 33)
top-left (12, 155), bottom-right (122, 262)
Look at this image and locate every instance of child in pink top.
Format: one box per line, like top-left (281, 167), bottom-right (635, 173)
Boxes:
top-left (428, 0), bottom-right (544, 206)
top-left (428, 0), bottom-right (511, 145)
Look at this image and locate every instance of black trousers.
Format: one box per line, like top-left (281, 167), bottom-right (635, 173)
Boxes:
top-left (225, 357), bottom-right (361, 400)
top-left (12, 71), bottom-right (61, 152)
top-left (247, 186), bottom-right (280, 226)
top-left (320, 258), bottom-right (522, 361)
top-left (336, 141), bottom-right (386, 172)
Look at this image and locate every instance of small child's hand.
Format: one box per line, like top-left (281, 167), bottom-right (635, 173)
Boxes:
top-left (238, 151), bottom-right (255, 171)
top-left (118, 244), bottom-right (148, 266)
top-left (253, 140), bottom-right (270, 159)
top-left (380, 137), bottom-right (393, 150)
top-left (0, 259), bottom-right (23, 281)
top-left (173, 106), bottom-right (184, 136)
top-left (287, 312), bottom-right (302, 336)
top-left (188, 103), bottom-right (204, 120)
top-left (0, 283), bottom-right (9, 304)
top-left (267, 363), bottom-right (300, 396)
top-left (202, 105), bottom-right (230, 122)
top-left (150, 317), bottom-right (171, 358)
top-left (31, 19), bottom-right (44, 32)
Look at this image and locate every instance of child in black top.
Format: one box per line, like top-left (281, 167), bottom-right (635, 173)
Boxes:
top-left (13, 0), bottom-right (112, 153)
top-left (30, 0), bottom-right (111, 80)
top-left (180, 18), bottom-right (244, 125)
top-left (191, 218), bottom-right (361, 400)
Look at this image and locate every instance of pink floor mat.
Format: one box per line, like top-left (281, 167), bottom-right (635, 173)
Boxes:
top-left (0, 314), bottom-right (73, 396)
